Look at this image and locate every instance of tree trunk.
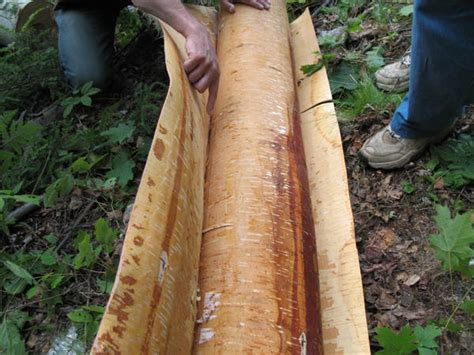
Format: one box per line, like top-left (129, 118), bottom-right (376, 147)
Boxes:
top-left (194, 1), bottom-right (324, 353)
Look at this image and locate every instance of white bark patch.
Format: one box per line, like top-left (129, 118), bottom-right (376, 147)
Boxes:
top-left (196, 292), bottom-right (221, 324)
top-left (158, 251), bottom-right (168, 284)
top-left (299, 332), bottom-right (307, 355)
top-left (198, 328), bottom-right (214, 344)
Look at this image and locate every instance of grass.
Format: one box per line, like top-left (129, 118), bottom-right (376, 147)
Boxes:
top-left (338, 77), bottom-right (403, 119)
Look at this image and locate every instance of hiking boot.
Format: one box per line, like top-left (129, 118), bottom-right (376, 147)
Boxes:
top-left (359, 126), bottom-right (451, 169)
top-left (375, 55), bottom-right (410, 92)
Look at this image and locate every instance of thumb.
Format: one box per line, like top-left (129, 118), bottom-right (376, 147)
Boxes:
top-left (221, 0), bottom-right (236, 13)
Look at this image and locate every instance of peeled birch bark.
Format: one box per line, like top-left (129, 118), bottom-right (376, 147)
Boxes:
top-left (92, 7), bottom-right (216, 355)
top-left (290, 11), bottom-right (370, 354)
top-left (194, 2), bottom-right (323, 353)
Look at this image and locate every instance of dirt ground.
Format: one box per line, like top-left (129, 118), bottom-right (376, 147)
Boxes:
top-left (342, 111), bottom-right (473, 353)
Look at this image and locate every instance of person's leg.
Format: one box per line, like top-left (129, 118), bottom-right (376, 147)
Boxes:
top-left (359, 0), bottom-right (474, 169)
top-left (390, 0), bottom-right (474, 139)
top-left (55, 6), bottom-right (122, 90)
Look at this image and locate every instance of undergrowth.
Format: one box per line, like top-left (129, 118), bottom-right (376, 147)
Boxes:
top-left (0, 6), bottom-right (165, 353)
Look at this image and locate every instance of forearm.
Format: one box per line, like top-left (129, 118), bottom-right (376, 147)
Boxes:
top-left (131, 0), bottom-right (202, 37)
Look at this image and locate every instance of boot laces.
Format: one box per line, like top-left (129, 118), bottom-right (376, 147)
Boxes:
top-left (401, 54), bottom-right (411, 67)
top-left (387, 127), bottom-right (402, 142)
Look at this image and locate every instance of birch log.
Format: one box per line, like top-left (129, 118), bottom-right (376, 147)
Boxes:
top-left (194, 1), bottom-right (324, 353)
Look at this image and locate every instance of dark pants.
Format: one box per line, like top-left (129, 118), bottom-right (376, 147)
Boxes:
top-left (55, 3), bottom-right (128, 89)
top-left (390, 0), bottom-right (474, 138)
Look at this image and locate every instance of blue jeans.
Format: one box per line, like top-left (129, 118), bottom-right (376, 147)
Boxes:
top-left (390, 0), bottom-right (474, 138)
top-left (55, 4), bottom-right (127, 89)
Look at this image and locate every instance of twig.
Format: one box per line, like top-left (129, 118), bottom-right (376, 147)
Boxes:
top-left (6, 196), bottom-right (43, 223)
top-left (311, 0), bottom-right (331, 18)
top-left (55, 200), bottom-right (95, 252)
top-left (32, 151), bottom-right (51, 195)
top-left (443, 284), bottom-right (474, 331)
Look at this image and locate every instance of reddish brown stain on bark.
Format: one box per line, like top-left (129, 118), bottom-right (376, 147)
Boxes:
top-left (133, 236), bottom-right (144, 246)
top-left (153, 138), bottom-right (166, 160)
top-left (142, 61), bottom-right (189, 353)
top-left (96, 331), bottom-right (120, 354)
top-left (131, 254), bottom-right (141, 265)
top-left (147, 177), bottom-right (156, 187)
top-left (120, 275), bottom-right (137, 286)
top-left (290, 97), bottom-right (324, 354)
top-left (109, 291), bottom-right (134, 325)
top-left (132, 224), bottom-right (144, 230)
top-left (112, 325), bottom-right (126, 338)
top-left (148, 193), bottom-right (153, 203)
top-left (159, 124), bottom-right (168, 134)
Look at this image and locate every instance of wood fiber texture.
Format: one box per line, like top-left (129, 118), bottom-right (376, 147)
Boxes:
top-left (91, 7), bottom-right (216, 355)
top-left (194, 2), bottom-right (323, 353)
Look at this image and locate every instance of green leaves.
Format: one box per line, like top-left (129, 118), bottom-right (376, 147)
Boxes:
top-left (414, 325), bottom-right (442, 354)
top-left (101, 122), bottom-right (136, 145)
top-left (95, 218), bottom-right (119, 253)
top-left (375, 325), bottom-right (441, 355)
top-left (106, 150), bottom-right (135, 187)
top-left (365, 46), bottom-right (385, 70)
top-left (73, 231), bottom-right (100, 270)
top-left (401, 180), bottom-right (415, 194)
top-left (44, 174), bottom-right (74, 208)
top-left (429, 205), bottom-right (474, 276)
top-left (61, 81), bottom-right (101, 118)
top-left (73, 218), bottom-right (119, 269)
top-left (375, 325), bottom-right (417, 354)
top-left (329, 62), bottom-right (359, 94)
top-left (70, 157), bottom-right (93, 174)
top-left (301, 62), bottom-right (324, 77)
top-left (460, 299), bottom-right (474, 315)
top-left (3, 260), bottom-right (34, 284)
top-left (300, 52), bottom-right (336, 77)
top-left (0, 311), bottom-right (29, 355)
top-left (0, 110), bottom-right (43, 156)
top-left (40, 248), bottom-right (58, 266)
top-left (0, 319), bottom-right (26, 355)
top-left (0, 190), bottom-right (40, 217)
top-left (67, 306), bottom-right (104, 343)
top-left (67, 309), bottom-right (93, 323)
top-left (399, 5), bottom-right (414, 17)
top-left (429, 135), bottom-right (474, 188)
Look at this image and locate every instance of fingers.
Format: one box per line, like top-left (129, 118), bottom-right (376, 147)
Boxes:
top-left (240, 0), bottom-right (271, 10)
top-left (184, 51), bottom-right (220, 115)
top-left (207, 78), bottom-right (219, 115)
top-left (193, 63), bottom-right (218, 94)
top-left (187, 57), bottom-right (212, 84)
top-left (185, 52), bottom-right (218, 90)
top-left (221, 0), bottom-right (271, 12)
top-left (220, 0), bottom-right (236, 13)
top-left (183, 54), bottom-right (203, 75)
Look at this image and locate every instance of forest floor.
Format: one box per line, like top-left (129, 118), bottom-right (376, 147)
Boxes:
top-left (0, 1), bottom-right (472, 354)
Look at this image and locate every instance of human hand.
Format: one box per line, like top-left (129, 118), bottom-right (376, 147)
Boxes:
top-left (220, 0), bottom-right (271, 13)
top-left (183, 24), bottom-right (220, 115)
